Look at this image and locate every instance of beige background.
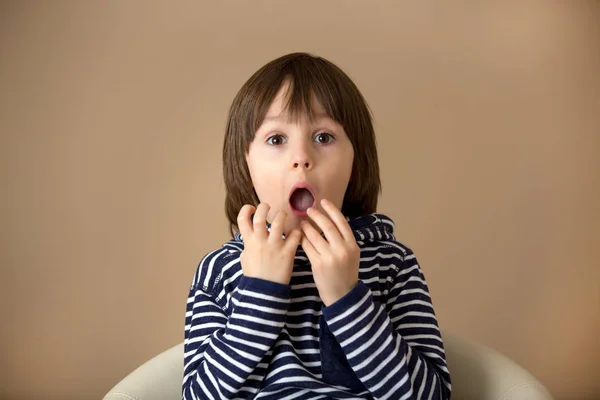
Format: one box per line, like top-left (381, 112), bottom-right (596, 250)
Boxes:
top-left (1, 1), bottom-right (599, 399)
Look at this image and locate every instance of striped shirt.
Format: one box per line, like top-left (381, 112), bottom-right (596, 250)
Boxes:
top-left (183, 213), bottom-right (451, 399)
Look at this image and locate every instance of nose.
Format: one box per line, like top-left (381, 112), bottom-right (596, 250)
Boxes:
top-left (291, 142), bottom-right (312, 170)
top-left (293, 159), bottom-right (310, 169)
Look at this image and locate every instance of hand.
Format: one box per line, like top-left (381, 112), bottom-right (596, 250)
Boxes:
top-left (237, 203), bottom-right (302, 285)
top-left (300, 199), bottom-right (360, 306)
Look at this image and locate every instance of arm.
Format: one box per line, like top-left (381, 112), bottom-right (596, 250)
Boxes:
top-left (183, 252), bottom-right (291, 399)
top-left (322, 248), bottom-right (451, 400)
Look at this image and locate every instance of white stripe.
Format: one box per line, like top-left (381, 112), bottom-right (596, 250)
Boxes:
top-left (279, 389), bottom-right (311, 400)
top-left (254, 385), bottom-right (297, 399)
top-left (192, 299), bottom-right (219, 309)
top-left (331, 295), bottom-right (376, 336)
top-left (358, 262), bottom-right (395, 273)
top-left (290, 295), bottom-right (322, 303)
top-left (282, 333), bottom-right (320, 342)
top-left (223, 333), bottom-right (270, 351)
top-left (403, 334), bottom-right (443, 342)
top-left (191, 311), bottom-right (226, 321)
top-left (264, 376), bottom-right (349, 391)
top-left (189, 383), bottom-right (199, 400)
top-left (411, 357), bottom-right (422, 387)
top-left (396, 323), bottom-right (440, 332)
top-left (328, 291), bottom-right (371, 325)
top-left (343, 307), bottom-right (386, 357)
top-left (284, 321), bottom-right (319, 329)
top-left (361, 275), bottom-right (394, 286)
top-left (396, 264), bottom-right (419, 276)
top-left (238, 288), bottom-right (290, 303)
top-left (265, 363), bottom-right (311, 381)
top-left (186, 335), bottom-right (212, 345)
top-left (353, 333), bottom-right (393, 371)
top-left (270, 352), bottom-right (321, 368)
top-left (390, 299), bottom-right (434, 311)
top-left (417, 357), bottom-right (428, 399)
top-left (204, 351), bottom-right (244, 383)
top-left (195, 366), bottom-right (216, 400)
top-left (228, 324), bottom-right (279, 339)
top-left (291, 270), bottom-right (312, 276)
top-left (215, 374), bottom-right (239, 398)
top-left (203, 362), bottom-right (225, 399)
top-left (368, 353), bottom-right (409, 396)
top-left (231, 313), bottom-right (287, 327)
top-left (407, 342), bottom-right (445, 355)
top-left (393, 275), bottom-right (428, 291)
top-left (399, 288), bottom-right (431, 298)
top-left (421, 351), bottom-right (447, 363)
top-left (273, 338), bottom-right (320, 354)
top-left (359, 252), bottom-right (404, 263)
top-left (202, 248), bottom-right (228, 289)
top-left (291, 282), bottom-right (317, 290)
top-left (190, 322), bottom-right (225, 333)
top-left (391, 310), bottom-right (436, 323)
top-left (287, 308), bottom-right (321, 317)
top-left (214, 337), bottom-right (262, 362)
top-left (182, 368), bottom-right (196, 386)
top-left (427, 373), bottom-right (436, 400)
top-left (357, 334), bottom-right (399, 380)
top-left (184, 352), bottom-right (204, 368)
top-left (231, 298), bottom-right (288, 314)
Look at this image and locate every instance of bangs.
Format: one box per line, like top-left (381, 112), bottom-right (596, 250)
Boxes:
top-left (244, 54), bottom-right (361, 138)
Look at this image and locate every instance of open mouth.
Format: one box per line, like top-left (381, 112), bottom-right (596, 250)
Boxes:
top-left (289, 186), bottom-right (315, 215)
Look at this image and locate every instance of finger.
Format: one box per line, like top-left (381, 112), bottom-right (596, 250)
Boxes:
top-left (237, 204), bottom-right (256, 239)
top-left (301, 220), bottom-right (328, 254)
top-left (320, 199), bottom-right (355, 242)
top-left (253, 203), bottom-right (270, 239)
top-left (268, 210), bottom-right (287, 242)
top-left (284, 228), bottom-right (302, 250)
top-left (300, 232), bottom-right (319, 260)
top-left (306, 206), bottom-right (344, 247)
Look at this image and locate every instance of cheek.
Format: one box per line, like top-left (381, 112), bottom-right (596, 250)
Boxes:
top-left (339, 148), bottom-right (354, 183)
top-left (333, 151), bottom-right (354, 206)
top-left (246, 165), bottom-right (282, 205)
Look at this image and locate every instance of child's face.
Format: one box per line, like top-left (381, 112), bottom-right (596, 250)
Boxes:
top-left (246, 84), bottom-right (354, 234)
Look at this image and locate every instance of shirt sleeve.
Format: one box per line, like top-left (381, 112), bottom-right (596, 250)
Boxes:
top-left (321, 248), bottom-right (451, 400)
top-left (182, 251), bottom-right (291, 399)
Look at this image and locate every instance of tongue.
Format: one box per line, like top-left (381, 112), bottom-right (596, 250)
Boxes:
top-left (290, 189), bottom-right (314, 212)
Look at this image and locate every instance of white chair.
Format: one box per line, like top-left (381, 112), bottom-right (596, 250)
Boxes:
top-left (103, 331), bottom-right (553, 400)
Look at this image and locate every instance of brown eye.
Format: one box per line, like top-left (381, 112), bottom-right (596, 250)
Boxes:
top-left (314, 133), bottom-right (334, 144)
top-left (266, 134), bottom-right (286, 146)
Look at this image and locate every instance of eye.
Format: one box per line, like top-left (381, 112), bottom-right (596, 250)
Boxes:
top-left (314, 132), bottom-right (335, 144)
top-left (266, 134), bottom-right (286, 146)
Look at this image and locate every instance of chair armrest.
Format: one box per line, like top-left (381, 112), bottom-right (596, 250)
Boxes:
top-left (103, 342), bottom-right (184, 400)
top-left (444, 332), bottom-right (553, 400)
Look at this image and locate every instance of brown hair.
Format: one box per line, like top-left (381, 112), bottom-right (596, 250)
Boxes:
top-left (222, 52), bottom-right (381, 236)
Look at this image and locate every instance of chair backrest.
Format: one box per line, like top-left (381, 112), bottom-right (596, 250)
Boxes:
top-left (103, 332), bottom-right (553, 400)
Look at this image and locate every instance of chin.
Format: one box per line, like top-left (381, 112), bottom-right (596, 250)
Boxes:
top-left (285, 217), bottom-right (302, 231)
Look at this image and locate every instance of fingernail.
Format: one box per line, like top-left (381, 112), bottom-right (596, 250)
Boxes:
top-left (321, 199), bottom-right (328, 206)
